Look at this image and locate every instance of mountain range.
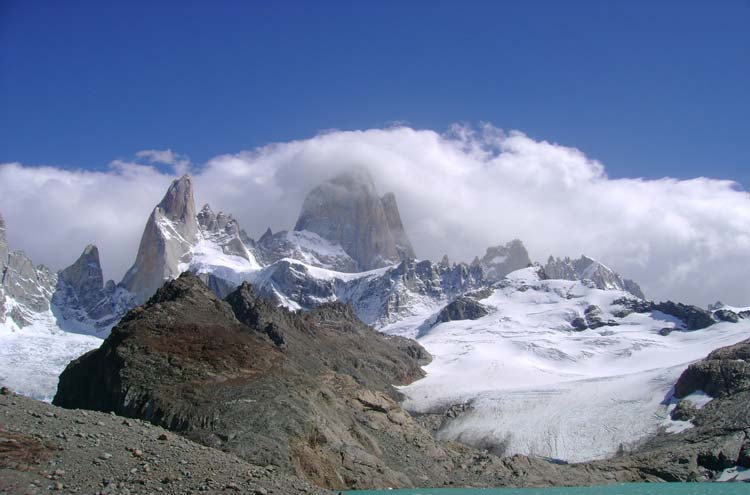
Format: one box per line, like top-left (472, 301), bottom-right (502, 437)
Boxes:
top-left (1, 169), bottom-right (749, 487)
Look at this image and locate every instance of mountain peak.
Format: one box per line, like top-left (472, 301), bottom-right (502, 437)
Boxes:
top-left (120, 175), bottom-right (200, 304)
top-left (293, 171), bottom-right (416, 270)
top-left (479, 239), bottom-right (532, 281)
top-left (544, 254), bottom-right (645, 299)
top-left (157, 174), bottom-right (196, 224)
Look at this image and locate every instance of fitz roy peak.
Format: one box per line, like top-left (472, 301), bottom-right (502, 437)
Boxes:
top-left (120, 174), bottom-right (201, 304)
top-left (294, 169), bottom-right (416, 271)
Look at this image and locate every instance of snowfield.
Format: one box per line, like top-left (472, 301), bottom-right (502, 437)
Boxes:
top-left (0, 309), bottom-right (102, 402)
top-left (395, 268), bottom-right (750, 462)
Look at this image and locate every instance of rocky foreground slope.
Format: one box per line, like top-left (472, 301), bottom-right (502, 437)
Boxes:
top-left (46, 274), bottom-right (750, 489)
top-left (0, 389), bottom-right (328, 495)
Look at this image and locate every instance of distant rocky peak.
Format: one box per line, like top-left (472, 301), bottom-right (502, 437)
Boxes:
top-left (197, 203), bottom-right (238, 234)
top-left (293, 170), bottom-right (416, 271)
top-left (59, 244), bottom-right (104, 293)
top-left (479, 239), bottom-right (532, 282)
top-left (157, 174), bottom-right (196, 225)
top-left (544, 254), bottom-right (645, 299)
top-left (0, 212), bottom-right (8, 267)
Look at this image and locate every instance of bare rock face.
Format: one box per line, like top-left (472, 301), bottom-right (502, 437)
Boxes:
top-left (120, 175), bottom-right (200, 304)
top-left (434, 296), bottom-right (490, 324)
top-left (294, 170), bottom-right (415, 271)
top-left (0, 213), bottom-right (8, 272)
top-left (381, 192), bottom-right (416, 261)
top-left (197, 204), bottom-right (254, 261)
top-left (51, 244), bottom-right (123, 330)
top-left (0, 215), bottom-right (57, 327)
top-left (479, 239), bottom-right (532, 281)
top-left (544, 255), bottom-right (645, 299)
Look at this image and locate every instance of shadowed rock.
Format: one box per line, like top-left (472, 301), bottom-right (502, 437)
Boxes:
top-left (434, 296), bottom-right (490, 324)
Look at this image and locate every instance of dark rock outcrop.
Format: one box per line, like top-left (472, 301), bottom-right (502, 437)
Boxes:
top-left (673, 339), bottom-right (750, 399)
top-left (613, 298), bottom-right (716, 331)
top-left (622, 338), bottom-right (750, 481)
top-left (435, 296), bottom-right (490, 324)
top-left (714, 309), bottom-right (740, 323)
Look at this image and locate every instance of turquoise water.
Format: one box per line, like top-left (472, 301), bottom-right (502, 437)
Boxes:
top-left (345, 483), bottom-right (748, 495)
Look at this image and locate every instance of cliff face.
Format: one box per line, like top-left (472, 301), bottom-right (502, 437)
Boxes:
top-left (294, 170), bottom-right (415, 271)
top-left (120, 175), bottom-right (200, 304)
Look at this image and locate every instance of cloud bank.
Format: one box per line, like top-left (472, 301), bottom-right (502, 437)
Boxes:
top-left (1, 124), bottom-right (748, 306)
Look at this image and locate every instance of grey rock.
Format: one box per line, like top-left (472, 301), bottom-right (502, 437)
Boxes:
top-left (544, 255), bottom-right (645, 299)
top-left (0, 213), bottom-right (8, 272)
top-left (674, 339), bottom-right (750, 399)
top-left (614, 297), bottom-right (715, 331)
top-left (479, 240), bottom-right (532, 282)
top-left (654, 301), bottom-right (715, 331)
top-left (197, 204), bottom-right (255, 261)
top-left (2, 250), bottom-right (57, 327)
top-left (381, 191), bottom-right (416, 261)
top-left (570, 317), bottom-right (588, 331)
top-left (713, 309), bottom-right (739, 323)
top-left (670, 400), bottom-right (698, 421)
top-left (293, 169), bottom-right (415, 271)
top-left (121, 175), bottom-right (200, 304)
top-left (434, 297), bottom-right (489, 324)
top-left (255, 229), bottom-right (358, 272)
top-left (244, 256), bottom-right (485, 330)
top-left (51, 245), bottom-right (123, 330)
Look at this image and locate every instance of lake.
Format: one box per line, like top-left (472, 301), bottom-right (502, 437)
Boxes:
top-left (344, 483), bottom-right (749, 495)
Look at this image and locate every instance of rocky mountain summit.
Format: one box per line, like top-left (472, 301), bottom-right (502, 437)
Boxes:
top-left (476, 239), bottom-right (532, 281)
top-left (0, 213), bottom-right (57, 328)
top-left (294, 169), bottom-right (416, 270)
top-left (544, 255), bottom-right (645, 298)
top-left (121, 174), bottom-right (202, 304)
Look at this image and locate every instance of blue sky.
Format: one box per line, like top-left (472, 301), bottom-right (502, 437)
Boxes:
top-left (1, 0), bottom-right (748, 187)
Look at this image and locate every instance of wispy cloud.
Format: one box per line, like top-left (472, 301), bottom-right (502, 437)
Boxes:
top-left (1, 124), bottom-right (748, 306)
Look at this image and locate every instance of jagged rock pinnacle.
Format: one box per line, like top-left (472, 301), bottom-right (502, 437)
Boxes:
top-left (120, 175), bottom-right (200, 304)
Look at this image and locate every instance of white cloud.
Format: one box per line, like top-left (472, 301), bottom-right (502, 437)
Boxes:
top-left (135, 149), bottom-right (191, 175)
top-left (1, 125), bottom-right (748, 306)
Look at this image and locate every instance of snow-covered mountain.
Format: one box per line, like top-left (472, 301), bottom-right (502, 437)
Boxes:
top-left (396, 266), bottom-right (750, 462)
top-left (544, 254), bottom-right (645, 299)
top-left (1, 170), bottom-right (748, 467)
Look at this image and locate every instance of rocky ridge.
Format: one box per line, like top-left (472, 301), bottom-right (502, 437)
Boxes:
top-left (545, 255), bottom-right (645, 299)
